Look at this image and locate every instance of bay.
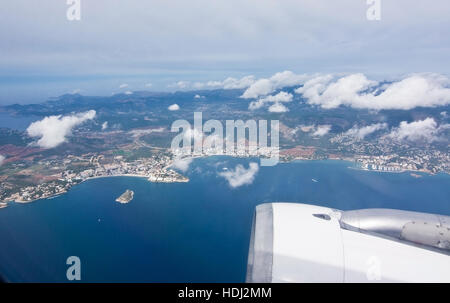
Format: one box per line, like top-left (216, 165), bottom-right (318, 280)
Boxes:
top-left (0, 157), bottom-right (448, 282)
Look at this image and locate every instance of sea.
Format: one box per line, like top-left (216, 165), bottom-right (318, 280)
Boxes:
top-left (0, 112), bottom-right (40, 131)
top-left (0, 156), bottom-right (449, 282)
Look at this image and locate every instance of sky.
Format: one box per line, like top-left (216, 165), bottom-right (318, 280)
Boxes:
top-left (1, 0), bottom-right (450, 104)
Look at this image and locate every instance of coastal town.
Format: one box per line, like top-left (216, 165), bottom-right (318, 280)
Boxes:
top-left (0, 151), bottom-right (189, 204)
top-left (354, 151), bottom-right (450, 174)
top-left (1, 143), bottom-right (449, 207)
top-left (0, 120), bottom-right (449, 207)
top-left (329, 133), bottom-right (450, 174)
top-left (0, 126), bottom-right (279, 206)
top-left (279, 142), bottom-right (449, 175)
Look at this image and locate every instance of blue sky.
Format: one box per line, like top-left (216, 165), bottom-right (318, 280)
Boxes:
top-left (1, 0), bottom-right (450, 104)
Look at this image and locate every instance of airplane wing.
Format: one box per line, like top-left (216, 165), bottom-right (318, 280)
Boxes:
top-left (246, 203), bottom-right (450, 283)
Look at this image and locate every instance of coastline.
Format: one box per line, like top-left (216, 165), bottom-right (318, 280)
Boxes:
top-left (1, 156), bottom-right (446, 208)
top-left (83, 174), bottom-right (149, 182)
top-left (5, 172), bottom-right (189, 206)
top-left (349, 162), bottom-right (437, 176)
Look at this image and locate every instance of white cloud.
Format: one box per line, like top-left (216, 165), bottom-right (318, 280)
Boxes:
top-left (241, 71), bottom-right (307, 99)
top-left (194, 94), bottom-right (204, 99)
top-left (171, 157), bottom-right (193, 173)
top-left (4, 1), bottom-right (450, 103)
top-left (145, 83), bottom-right (153, 87)
top-left (387, 118), bottom-right (445, 143)
top-left (168, 103), bottom-right (180, 111)
top-left (218, 162), bottom-right (259, 188)
top-left (299, 125), bottom-right (315, 132)
top-left (119, 83), bottom-right (129, 89)
top-left (268, 103), bottom-right (288, 113)
top-left (296, 73), bottom-right (450, 110)
top-left (26, 110), bottom-right (96, 148)
top-left (249, 91), bottom-right (293, 110)
top-left (70, 88), bottom-right (81, 94)
top-left (194, 75), bottom-right (256, 90)
top-left (128, 127), bottom-right (165, 138)
top-left (221, 76), bottom-right (256, 89)
top-left (260, 91), bottom-right (293, 103)
top-left (344, 123), bottom-right (388, 140)
top-left (0, 155), bottom-right (5, 166)
top-left (101, 121), bottom-right (108, 130)
top-left (312, 125), bottom-right (331, 137)
top-left (124, 91), bottom-right (133, 95)
top-left (169, 81), bottom-right (190, 89)
top-left (248, 99), bottom-right (265, 110)
top-left (296, 124), bottom-right (331, 136)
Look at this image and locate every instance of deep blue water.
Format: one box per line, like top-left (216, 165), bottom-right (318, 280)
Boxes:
top-left (0, 157), bottom-right (449, 282)
top-left (0, 112), bottom-right (40, 131)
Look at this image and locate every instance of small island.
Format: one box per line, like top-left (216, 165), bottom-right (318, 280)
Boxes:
top-left (115, 190), bottom-right (134, 204)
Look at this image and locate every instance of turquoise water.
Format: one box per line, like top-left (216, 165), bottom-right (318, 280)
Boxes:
top-left (0, 157), bottom-right (449, 282)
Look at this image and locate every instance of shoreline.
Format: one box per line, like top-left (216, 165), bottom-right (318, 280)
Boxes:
top-left (1, 156), bottom-right (447, 208)
top-left (6, 172), bottom-right (189, 206)
top-left (348, 163), bottom-right (437, 176)
top-left (83, 174), bottom-right (149, 182)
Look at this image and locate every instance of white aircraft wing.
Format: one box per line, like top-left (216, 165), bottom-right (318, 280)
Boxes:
top-left (246, 203), bottom-right (450, 283)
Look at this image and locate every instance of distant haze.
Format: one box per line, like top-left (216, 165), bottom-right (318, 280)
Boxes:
top-left (1, 1), bottom-right (450, 104)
